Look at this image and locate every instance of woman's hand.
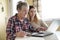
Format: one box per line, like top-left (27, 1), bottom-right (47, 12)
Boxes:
top-left (16, 31), bottom-right (26, 37)
top-left (36, 27), bottom-right (47, 31)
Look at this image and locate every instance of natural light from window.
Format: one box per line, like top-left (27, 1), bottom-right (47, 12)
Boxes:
top-left (41, 0), bottom-right (60, 21)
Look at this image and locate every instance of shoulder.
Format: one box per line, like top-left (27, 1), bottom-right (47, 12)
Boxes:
top-left (9, 16), bottom-right (15, 20)
top-left (9, 13), bottom-right (17, 20)
top-left (24, 18), bottom-right (31, 24)
top-left (24, 18), bottom-right (30, 21)
top-left (8, 15), bottom-right (17, 22)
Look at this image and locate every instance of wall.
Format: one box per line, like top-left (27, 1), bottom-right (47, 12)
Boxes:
top-left (12, 0), bottom-right (25, 15)
top-left (26, 0), bottom-right (33, 5)
top-left (0, 0), bottom-right (8, 40)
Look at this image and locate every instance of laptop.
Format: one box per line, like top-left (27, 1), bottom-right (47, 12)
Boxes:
top-left (30, 21), bottom-right (59, 37)
top-left (31, 31), bottom-right (53, 37)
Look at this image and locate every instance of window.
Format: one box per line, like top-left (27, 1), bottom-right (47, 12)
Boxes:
top-left (41, 0), bottom-right (60, 21)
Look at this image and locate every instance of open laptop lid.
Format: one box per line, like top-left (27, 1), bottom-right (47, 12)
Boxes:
top-left (46, 20), bottom-right (59, 33)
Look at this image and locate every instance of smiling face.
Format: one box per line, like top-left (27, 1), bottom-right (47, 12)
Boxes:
top-left (28, 6), bottom-right (38, 23)
top-left (17, 1), bottom-right (29, 19)
top-left (18, 6), bottom-right (29, 18)
top-left (29, 8), bottom-right (36, 17)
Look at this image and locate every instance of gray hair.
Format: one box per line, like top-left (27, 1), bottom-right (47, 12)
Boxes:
top-left (17, 1), bottom-right (29, 10)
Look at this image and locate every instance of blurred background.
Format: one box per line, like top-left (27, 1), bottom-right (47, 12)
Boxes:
top-left (0, 0), bottom-right (60, 40)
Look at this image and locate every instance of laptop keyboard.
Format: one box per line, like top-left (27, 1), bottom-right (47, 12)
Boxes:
top-left (31, 31), bottom-right (53, 37)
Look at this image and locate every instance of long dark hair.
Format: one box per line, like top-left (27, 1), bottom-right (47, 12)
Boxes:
top-left (28, 5), bottom-right (38, 23)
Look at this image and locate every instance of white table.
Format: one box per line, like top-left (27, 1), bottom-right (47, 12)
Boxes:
top-left (43, 34), bottom-right (58, 40)
top-left (15, 34), bottom-right (58, 40)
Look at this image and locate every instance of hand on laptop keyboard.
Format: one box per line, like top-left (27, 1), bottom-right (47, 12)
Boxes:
top-left (36, 27), bottom-right (47, 32)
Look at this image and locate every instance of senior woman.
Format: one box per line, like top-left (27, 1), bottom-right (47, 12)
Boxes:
top-left (6, 1), bottom-right (36, 40)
